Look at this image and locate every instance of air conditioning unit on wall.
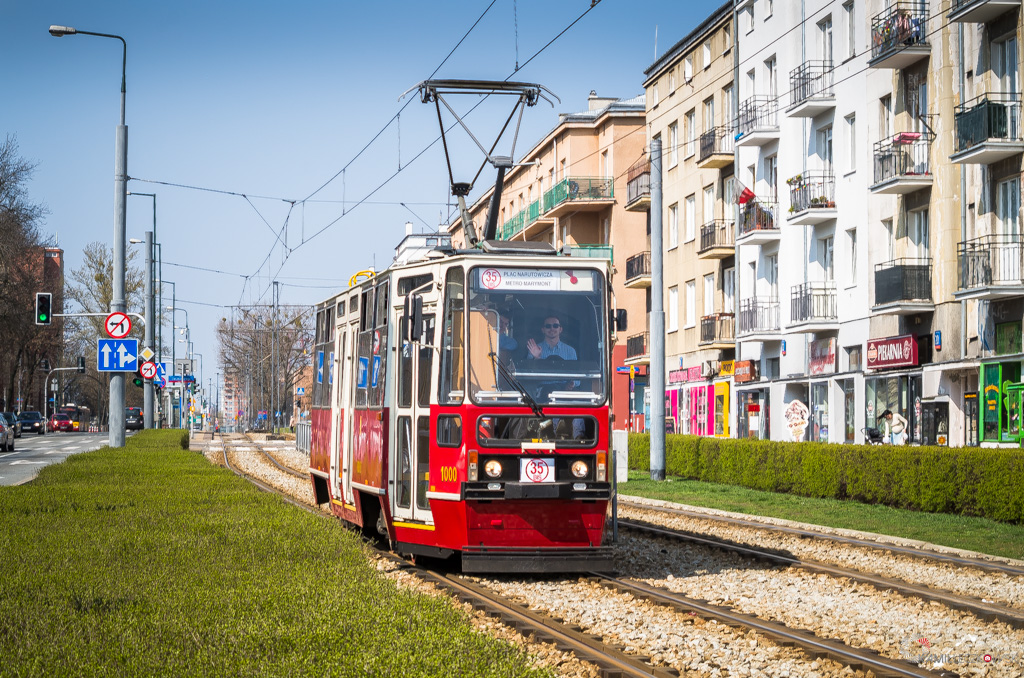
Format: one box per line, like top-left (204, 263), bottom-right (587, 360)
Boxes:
top-left (702, 360), bottom-right (719, 378)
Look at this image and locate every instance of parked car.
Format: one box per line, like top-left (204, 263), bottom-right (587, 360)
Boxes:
top-left (18, 411), bottom-right (46, 435)
top-left (0, 418), bottom-right (12, 451)
top-left (125, 407), bottom-right (143, 431)
top-left (2, 412), bottom-right (22, 438)
top-left (49, 413), bottom-right (73, 432)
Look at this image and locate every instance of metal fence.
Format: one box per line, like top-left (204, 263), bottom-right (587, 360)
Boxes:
top-left (698, 126), bottom-right (735, 162)
top-left (738, 297), bottom-right (780, 335)
top-left (740, 201), bottom-right (779, 236)
top-left (543, 176), bottom-right (614, 212)
top-left (870, 1), bottom-right (928, 61)
top-left (873, 131), bottom-right (932, 185)
top-left (790, 60), bottom-right (834, 106)
top-left (737, 96), bottom-right (779, 137)
top-left (958, 234), bottom-right (1024, 290)
top-left (954, 93), bottom-right (1022, 153)
top-left (874, 258), bottom-right (932, 305)
top-left (625, 251), bottom-right (651, 283)
top-left (296, 421), bottom-right (311, 454)
top-left (626, 156), bottom-right (650, 205)
top-left (626, 332), bottom-right (649, 361)
top-left (700, 313), bottom-right (736, 345)
top-left (790, 281), bottom-right (837, 323)
top-left (788, 172), bottom-right (836, 213)
top-left (699, 219), bottom-right (735, 253)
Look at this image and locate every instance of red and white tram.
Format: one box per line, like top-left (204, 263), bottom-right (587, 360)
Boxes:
top-left (308, 234), bottom-right (616, 572)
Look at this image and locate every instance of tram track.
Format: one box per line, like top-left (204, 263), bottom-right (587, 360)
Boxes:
top-left (211, 437), bottom-right (985, 677)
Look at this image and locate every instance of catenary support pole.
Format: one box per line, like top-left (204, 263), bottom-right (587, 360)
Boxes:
top-left (649, 137), bottom-right (666, 480)
top-left (143, 231), bottom-right (154, 428)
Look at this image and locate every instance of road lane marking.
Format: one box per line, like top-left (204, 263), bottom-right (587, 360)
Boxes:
top-left (10, 460), bottom-right (46, 465)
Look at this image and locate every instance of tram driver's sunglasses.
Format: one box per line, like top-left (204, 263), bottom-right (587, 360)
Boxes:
top-left (543, 323), bottom-right (561, 329)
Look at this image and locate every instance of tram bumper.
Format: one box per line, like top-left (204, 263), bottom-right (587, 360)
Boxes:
top-left (460, 545), bottom-right (615, 574)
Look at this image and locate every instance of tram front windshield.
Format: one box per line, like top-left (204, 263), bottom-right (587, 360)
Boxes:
top-left (467, 266), bottom-right (607, 408)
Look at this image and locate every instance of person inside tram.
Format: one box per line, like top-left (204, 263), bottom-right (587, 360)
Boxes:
top-left (527, 313), bottom-right (584, 439)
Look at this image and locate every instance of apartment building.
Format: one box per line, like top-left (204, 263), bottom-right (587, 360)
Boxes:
top-left (448, 92), bottom-right (648, 430)
top-left (633, 2), bottom-right (739, 437)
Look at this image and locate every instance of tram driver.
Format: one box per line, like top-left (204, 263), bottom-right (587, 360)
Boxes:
top-left (527, 314), bottom-right (584, 439)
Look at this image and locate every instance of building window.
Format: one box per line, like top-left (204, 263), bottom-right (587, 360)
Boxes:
top-left (685, 194), bottom-right (696, 242)
top-left (846, 345), bottom-right (862, 372)
top-left (746, 69), bottom-right (755, 99)
top-left (684, 55), bottom-right (694, 82)
top-left (669, 70), bottom-right (676, 92)
top-left (764, 56), bottom-right (777, 97)
top-left (668, 286), bottom-right (679, 332)
top-left (685, 280), bottom-right (696, 328)
top-left (651, 82), bottom-right (659, 107)
top-left (703, 41), bottom-right (712, 69)
top-left (669, 122), bottom-right (678, 166)
top-left (879, 95), bottom-right (892, 139)
top-left (843, 1), bottom-right (856, 59)
top-left (724, 24), bottom-right (732, 52)
top-left (703, 97), bottom-right (715, 132)
top-left (723, 267), bottom-right (735, 313)
top-left (744, 6), bottom-right (754, 34)
top-left (766, 253), bottom-right (779, 298)
top-left (818, 236), bottom-right (835, 282)
top-left (703, 185), bottom-right (715, 224)
top-left (996, 178), bottom-right (1021, 235)
top-left (847, 228), bottom-right (857, 286)
top-left (685, 109), bottom-right (696, 157)
top-left (704, 273), bottom-right (715, 315)
top-left (723, 84), bottom-right (734, 119)
top-left (764, 154), bottom-right (778, 201)
top-left (882, 218), bottom-right (894, 261)
top-left (817, 124), bottom-right (834, 174)
top-left (766, 0), bottom-right (774, 18)
top-left (669, 203), bottom-right (679, 249)
top-left (845, 114), bottom-right (856, 172)
top-left (909, 208), bottom-right (930, 259)
top-left (818, 15), bottom-right (833, 63)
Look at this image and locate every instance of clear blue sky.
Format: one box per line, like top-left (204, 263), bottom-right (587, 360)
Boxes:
top-left (1, 0), bottom-right (708, 381)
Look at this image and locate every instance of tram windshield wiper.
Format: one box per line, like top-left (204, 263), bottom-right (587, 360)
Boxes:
top-left (488, 352), bottom-right (552, 430)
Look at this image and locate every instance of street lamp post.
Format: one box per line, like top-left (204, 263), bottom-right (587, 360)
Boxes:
top-left (51, 24), bottom-right (129, 447)
top-left (129, 192), bottom-right (158, 428)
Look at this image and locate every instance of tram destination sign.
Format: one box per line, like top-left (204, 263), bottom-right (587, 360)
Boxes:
top-left (477, 267), bottom-right (594, 292)
top-left (866, 334), bottom-right (918, 370)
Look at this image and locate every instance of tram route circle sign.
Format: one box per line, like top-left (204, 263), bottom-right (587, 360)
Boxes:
top-left (481, 268), bottom-right (502, 289)
top-left (521, 457), bottom-right (554, 483)
top-left (105, 312), bottom-right (132, 339)
top-left (140, 361), bottom-right (157, 380)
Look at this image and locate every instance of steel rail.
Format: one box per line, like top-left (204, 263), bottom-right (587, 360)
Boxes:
top-left (621, 519), bottom-right (1024, 630)
top-left (620, 499), bottom-right (1024, 577)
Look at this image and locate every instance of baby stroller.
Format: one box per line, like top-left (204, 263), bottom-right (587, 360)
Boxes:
top-left (862, 426), bottom-right (886, 445)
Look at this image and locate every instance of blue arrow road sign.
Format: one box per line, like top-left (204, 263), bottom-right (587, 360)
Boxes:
top-left (97, 339), bottom-right (139, 372)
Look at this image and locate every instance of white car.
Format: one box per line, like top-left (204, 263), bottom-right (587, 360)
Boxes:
top-left (0, 418), bottom-right (14, 451)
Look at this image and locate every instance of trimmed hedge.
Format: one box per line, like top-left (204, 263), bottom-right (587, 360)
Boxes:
top-left (628, 433), bottom-right (1024, 523)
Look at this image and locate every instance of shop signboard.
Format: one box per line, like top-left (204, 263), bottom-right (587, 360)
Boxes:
top-left (809, 337), bottom-right (837, 375)
top-left (734, 360), bottom-right (759, 383)
top-left (720, 360), bottom-right (735, 377)
top-left (866, 334), bottom-right (918, 370)
top-left (668, 365), bottom-right (703, 384)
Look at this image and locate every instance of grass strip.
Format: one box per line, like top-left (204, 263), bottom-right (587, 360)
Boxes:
top-left (622, 471), bottom-right (1024, 561)
top-left (0, 431), bottom-right (551, 678)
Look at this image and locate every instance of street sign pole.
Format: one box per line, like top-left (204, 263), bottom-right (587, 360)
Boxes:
top-left (143, 230), bottom-right (154, 429)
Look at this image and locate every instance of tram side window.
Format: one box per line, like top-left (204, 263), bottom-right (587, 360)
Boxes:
top-left (361, 287), bottom-right (376, 331)
top-left (369, 282), bottom-right (389, 408)
top-left (418, 315), bottom-right (436, 408)
top-left (397, 416), bottom-right (412, 509)
top-left (416, 415), bottom-right (430, 510)
top-left (439, 267), bottom-right (465, 405)
top-left (336, 299), bottom-right (345, 318)
top-left (355, 331), bottom-right (371, 409)
top-left (326, 306), bottom-right (334, 343)
top-left (350, 294), bottom-right (358, 317)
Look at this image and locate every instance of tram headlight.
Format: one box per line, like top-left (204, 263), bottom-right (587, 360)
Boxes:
top-left (571, 460), bottom-right (589, 478)
top-left (484, 459), bottom-right (503, 479)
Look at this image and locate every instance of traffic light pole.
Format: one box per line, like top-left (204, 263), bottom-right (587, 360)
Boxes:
top-left (43, 363), bottom-right (86, 431)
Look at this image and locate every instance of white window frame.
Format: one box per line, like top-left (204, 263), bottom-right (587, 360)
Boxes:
top-left (669, 203), bottom-right (679, 249)
top-left (685, 194), bottom-right (696, 243)
top-left (843, 1), bottom-right (856, 59)
top-left (684, 55), bottom-right (694, 82)
top-left (847, 228), bottom-right (858, 287)
top-left (685, 109), bottom-right (696, 158)
top-left (819, 236), bottom-right (835, 282)
top-left (909, 208), bottom-right (930, 260)
top-left (703, 41), bottom-right (712, 69)
top-left (668, 286), bottom-right (679, 332)
top-left (845, 114), bottom-right (856, 172)
top-left (704, 273), bottom-right (715, 316)
top-left (723, 267), bottom-right (735, 313)
top-left (669, 122), bottom-right (679, 167)
top-left (685, 280), bottom-right (696, 328)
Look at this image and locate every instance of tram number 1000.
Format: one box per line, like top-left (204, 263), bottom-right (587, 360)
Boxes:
top-left (439, 466), bottom-right (458, 482)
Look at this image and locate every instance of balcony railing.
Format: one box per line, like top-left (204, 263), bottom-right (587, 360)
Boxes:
top-left (870, 1), bottom-right (928, 62)
top-left (788, 172), bottom-right (836, 214)
top-left (874, 258), bottom-right (932, 305)
top-left (738, 297), bottom-right (780, 335)
top-left (543, 176), bottom-right (614, 213)
top-left (789, 61), bottom-right (834, 107)
top-left (625, 251), bottom-right (651, 283)
top-left (873, 131), bottom-right (932, 184)
top-left (498, 210), bottom-right (526, 240)
top-left (954, 93), bottom-right (1023, 153)
top-left (737, 96), bottom-right (778, 137)
top-left (700, 313), bottom-right (736, 345)
top-left (698, 126), bottom-right (735, 162)
top-left (626, 331), bottom-right (649, 361)
top-left (739, 201), bottom-right (779, 237)
top-left (569, 245), bottom-right (613, 260)
top-left (526, 199), bottom-right (541, 225)
top-left (790, 281), bottom-right (837, 324)
top-left (699, 219), bottom-right (736, 253)
top-left (626, 156), bottom-right (651, 206)
top-left (958, 234), bottom-right (1024, 290)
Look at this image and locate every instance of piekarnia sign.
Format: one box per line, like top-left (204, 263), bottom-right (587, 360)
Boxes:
top-left (866, 334), bottom-right (918, 370)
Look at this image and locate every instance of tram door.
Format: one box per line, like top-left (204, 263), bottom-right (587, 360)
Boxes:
top-left (392, 310), bottom-right (436, 524)
top-left (332, 324), bottom-right (355, 505)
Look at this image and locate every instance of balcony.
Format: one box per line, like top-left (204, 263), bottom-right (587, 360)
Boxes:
top-left (625, 331), bottom-right (650, 364)
top-left (872, 258), bottom-right (934, 315)
top-left (735, 96), bottom-right (780, 147)
top-left (698, 220), bottom-right (735, 259)
top-left (870, 132), bottom-right (934, 194)
top-left (625, 156), bottom-right (650, 212)
top-left (498, 209), bottom-right (526, 240)
top-left (955, 234), bottom-right (1024, 300)
top-left (698, 126), bottom-right (735, 169)
top-left (789, 281), bottom-right (838, 332)
top-left (868, 2), bottom-right (930, 70)
top-left (568, 245), bottom-right (613, 260)
top-left (951, 93), bottom-right (1024, 164)
top-left (787, 173), bottom-right (838, 225)
top-left (700, 313), bottom-right (736, 349)
top-left (737, 297), bottom-right (781, 342)
top-left (787, 61), bottom-right (835, 118)
top-left (737, 201), bottom-right (781, 245)
top-left (624, 251), bottom-right (651, 289)
top-left (949, 0), bottom-right (1020, 23)
top-left (543, 176), bottom-right (614, 218)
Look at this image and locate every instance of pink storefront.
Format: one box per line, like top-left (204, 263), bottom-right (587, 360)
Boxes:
top-left (667, 366), bottom-right (731, 437)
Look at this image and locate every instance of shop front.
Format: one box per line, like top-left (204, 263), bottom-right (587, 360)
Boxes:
top-left (979, 319), bottom-right (1023, 445)
top-left (734, 360), bottom-right (768, 439)
top-left (808, 338), bottom-right (837, 443)
top-left (864, 334), bottom-right (924, 443)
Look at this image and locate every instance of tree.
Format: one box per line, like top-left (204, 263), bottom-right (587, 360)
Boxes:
top-left (0, 134), bottom-right (55, 413)
top-left (63, 241), bottom-right (146, 423)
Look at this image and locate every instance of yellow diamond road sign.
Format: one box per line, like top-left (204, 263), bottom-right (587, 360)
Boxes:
top-left (140, 347), bottom-right (155, 362)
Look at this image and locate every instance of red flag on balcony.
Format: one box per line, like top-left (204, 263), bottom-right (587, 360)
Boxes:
top-left (737, 184), bottom-right (756, 205)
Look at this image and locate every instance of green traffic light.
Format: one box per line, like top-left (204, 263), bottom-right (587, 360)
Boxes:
top-left (39, 314), bottom-right (47, 322)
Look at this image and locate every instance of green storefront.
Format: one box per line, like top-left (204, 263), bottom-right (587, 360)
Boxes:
top-left (980, 320), bottom-right (1023, 444)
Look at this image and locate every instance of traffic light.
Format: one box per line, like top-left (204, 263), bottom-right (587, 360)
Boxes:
top-left (35, 292), bottom-right (52, 325)
top-left (39, 358), bottom-right (50, 371)
top-left (77, 356), bottom-right (86, 374)
top-left (133, 376), bottom-right (143, 388)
